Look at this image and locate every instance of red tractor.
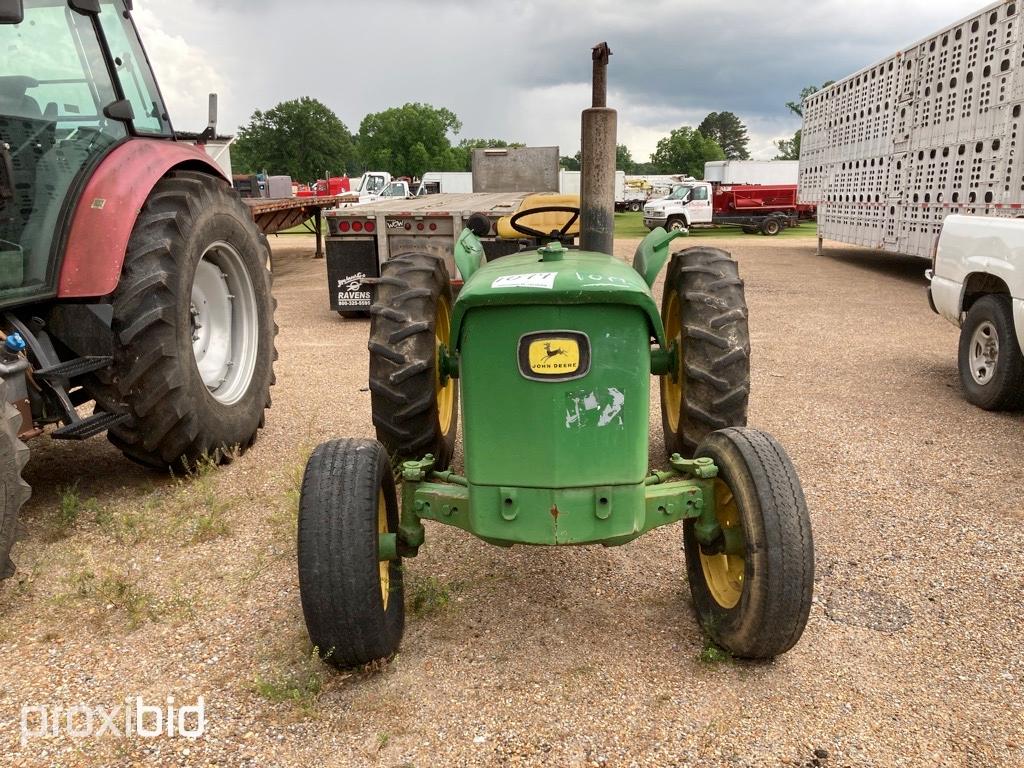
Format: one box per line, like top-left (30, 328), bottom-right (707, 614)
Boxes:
top-left (0, 0), bottom-right (277, 578)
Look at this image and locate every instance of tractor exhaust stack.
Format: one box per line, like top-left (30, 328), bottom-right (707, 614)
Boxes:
top-left (579, 42), bottom-right (617, 256)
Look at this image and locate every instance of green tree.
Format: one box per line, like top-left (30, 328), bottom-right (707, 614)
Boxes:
top-left (616, 144), bottom-right (636, 172)
top-left (774, 130), bottom-right (801, 160)
top-left (357, 103), bottom-right (462, 178)
top-left (785, 81), bottom-right (835, 118)
top-left (696, 112), bottom-right (751, 160)
top-left (560, 154), bottom-right (580, 171)
top-left (649, 127), bottom-right (725, 177)
top-left (233, 97), bottom-right (356, 181)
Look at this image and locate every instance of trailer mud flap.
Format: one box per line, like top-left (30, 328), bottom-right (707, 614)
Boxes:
top-left (326, 239), bottom-right (378, 312)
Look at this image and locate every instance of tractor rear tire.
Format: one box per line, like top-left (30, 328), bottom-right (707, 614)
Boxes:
top-left (0, 380), bottom-right (30, 581)
top-left (98, 171), bottom-right (277, 469)
top-left (685, 427), bottom-right (814, 659)
top-left (368, 252), bottom-right (458, 471)
top-left (957, 295), bottom-right (1024, 411)
top-left (660, 247), bottom-right (750, 458)
top-left (298, 438), bottom-right (404, 668)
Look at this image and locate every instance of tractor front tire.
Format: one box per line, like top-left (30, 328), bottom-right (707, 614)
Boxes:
top-left (660, 247), bottom-right (750, 458)
top-left (99, 171), bottom-right (277, 469)
top-left (957, 295), bottom-right (1024, 410)
top-left (685, 427), bottom-right (814, 659)
top-left (0, 381), bottom-right (30, 581)
top-left (298, 438), bottom-right (404, 668)
top-left (369, 252), bottom-right (458, 471)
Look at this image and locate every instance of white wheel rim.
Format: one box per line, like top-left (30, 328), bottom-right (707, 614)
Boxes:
top-left (969, 321), bottom-right (999, 385)
top-left (190, 242), bottom-right (259, 405)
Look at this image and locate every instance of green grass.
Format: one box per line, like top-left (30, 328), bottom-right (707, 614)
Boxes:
top-left (614, 211), bottom-right (817, 240)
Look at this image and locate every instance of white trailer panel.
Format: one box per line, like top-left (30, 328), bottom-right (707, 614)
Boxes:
top-left (799, 0), bottom-right (1024, 260)
top-left (704, 160), bottom-right (798, 185)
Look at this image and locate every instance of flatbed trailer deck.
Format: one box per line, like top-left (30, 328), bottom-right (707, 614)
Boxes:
top-left (243, 195), bottom-right (357, 259)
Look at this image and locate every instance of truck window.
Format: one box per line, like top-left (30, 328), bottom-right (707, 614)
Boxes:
top-left (690, 186), bottom-right (709, 201)
top-left (668, 186), bottom-right (693, 201)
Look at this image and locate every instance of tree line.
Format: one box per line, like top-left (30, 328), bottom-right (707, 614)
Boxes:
top-left (233, 91), bottom-right (823, 182)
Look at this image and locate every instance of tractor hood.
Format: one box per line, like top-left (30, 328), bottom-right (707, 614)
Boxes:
top-left (451, 247), bottom-right (665, 347)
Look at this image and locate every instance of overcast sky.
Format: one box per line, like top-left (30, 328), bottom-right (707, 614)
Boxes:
top-left (134, 0), bottom-right (986, 161)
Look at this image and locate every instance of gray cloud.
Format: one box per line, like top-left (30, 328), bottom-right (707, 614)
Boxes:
top-left (136, 0), bottom-right (985, 160)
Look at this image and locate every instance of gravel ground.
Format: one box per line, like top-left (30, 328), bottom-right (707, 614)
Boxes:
top-left (0, 232), bottom-right (1022, 767)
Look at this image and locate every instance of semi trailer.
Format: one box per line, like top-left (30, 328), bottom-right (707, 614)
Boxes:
top-left (799, 0), bottom-right (1024, 259)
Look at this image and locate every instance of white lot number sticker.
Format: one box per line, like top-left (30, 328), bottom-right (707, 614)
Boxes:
top-left (491, 272), bottom-right (557, 290)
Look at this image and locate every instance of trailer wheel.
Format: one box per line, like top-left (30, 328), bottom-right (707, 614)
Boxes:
top-left (685, 427), bottom-right (813, 659)
top-left (957, 295), bottom-right (1024, 410)
top-left (96, 171), bottom-right (277, 469)
top-left (741, 226), bottom-right (757, 235)
top-left (0, 379), bottom-right (30, 581)
top-left (760, 218), bottom-right (782, 236)
top-left (298, 438), bottom-right (404, 668)
top-left (660, 247), bottom-right (750, 458)
top-left (369, 252), bottom-right (458, 471)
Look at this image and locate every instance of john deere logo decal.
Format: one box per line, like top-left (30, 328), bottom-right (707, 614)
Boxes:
top-left (518, 332), bottom-right (590, 381)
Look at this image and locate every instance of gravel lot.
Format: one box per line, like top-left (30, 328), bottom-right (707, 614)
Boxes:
top-left (1, 232), bottom-right (1022, 767)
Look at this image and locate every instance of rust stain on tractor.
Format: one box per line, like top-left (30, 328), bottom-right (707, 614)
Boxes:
top-left (550, 504), bottom-right (559, 519)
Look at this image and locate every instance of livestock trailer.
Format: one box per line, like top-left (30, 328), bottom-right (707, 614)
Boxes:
top-left (799, 0), bottom-right (1024, 259)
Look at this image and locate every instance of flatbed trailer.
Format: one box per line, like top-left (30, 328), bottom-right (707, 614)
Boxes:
top-left (243, 195), bottom-right (357, 259)
top-left (324, 192), bottom-right (529, 315)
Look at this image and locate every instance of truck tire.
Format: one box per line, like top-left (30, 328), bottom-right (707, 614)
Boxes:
top-left (958, 294), bottom-right (1024, 410)
top-left (660, 247), bottom-right (750, 458)
top-left (741, 226), bottom-right (757, 235)
top-left (667, 217), bottom-right (688, 233)
top-left (685, 427), bottom-right (813, 659)
top-left (629, 201), bottom-right (642, 213)
top-left (760, 217), bottom-right (782, 236)
top-left (0, 380), bottom-right (30, 581)
top-left (298, 438), bottom-right (404, 668)
top-left (369, 252), bottom-right (458, 471)
top-left (97, 171), bottom-right (277, 469)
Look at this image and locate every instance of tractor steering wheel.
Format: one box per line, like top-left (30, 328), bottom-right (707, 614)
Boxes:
top-left (509, 205), bottom-right (580, 241)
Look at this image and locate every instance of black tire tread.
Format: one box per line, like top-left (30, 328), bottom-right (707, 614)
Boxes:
top-left (0, 380), bottom-right (30, 581)
top-left (661, 247), bottom-right (750, 457)
top-left (957, 295), bottom-right (1024, 411)
top-left (687, 427), bottom-right (814, 659)
top-left (297, 438), bottom-right (404, 667)
top-left (91, 171), bottom-right (277, 469)
top-left (368, 252), bottom-right (457, 471)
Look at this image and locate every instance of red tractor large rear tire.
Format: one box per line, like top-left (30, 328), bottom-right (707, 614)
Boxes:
top-left (97, 171), bottom-right (277, 469)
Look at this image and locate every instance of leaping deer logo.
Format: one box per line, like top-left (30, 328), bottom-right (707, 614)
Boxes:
top-left (542, 342), bottom-right (568, 362)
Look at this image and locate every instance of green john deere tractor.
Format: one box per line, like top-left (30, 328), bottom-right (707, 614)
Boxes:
top-left (297, 44), bottom-right (814, 666)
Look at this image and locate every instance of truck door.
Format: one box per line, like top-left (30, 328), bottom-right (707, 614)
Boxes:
top-left (688, 184), bottom-right (713, 223)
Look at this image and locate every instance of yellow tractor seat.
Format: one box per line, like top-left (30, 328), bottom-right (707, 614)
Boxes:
top-left (496, 193), bottom-right (581, 240)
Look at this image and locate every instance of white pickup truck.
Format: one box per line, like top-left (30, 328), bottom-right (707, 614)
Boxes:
top-left (928, 215), bottom-right (1024, 410)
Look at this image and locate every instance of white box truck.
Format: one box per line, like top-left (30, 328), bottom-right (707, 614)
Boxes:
top-left (799, 0), bottom-right (1024, 259)
top-left (705, 160), bottom-right (798, 186)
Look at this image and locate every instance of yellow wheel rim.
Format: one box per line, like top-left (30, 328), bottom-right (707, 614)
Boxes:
top-left (435, 293), bottom-right (455, 436)
top-left (698, 478), bottom-right (746, 609)
top-left (662, 290), bottom-right (683, 432)
top-left (377, 490), bottom-right (390, 611)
